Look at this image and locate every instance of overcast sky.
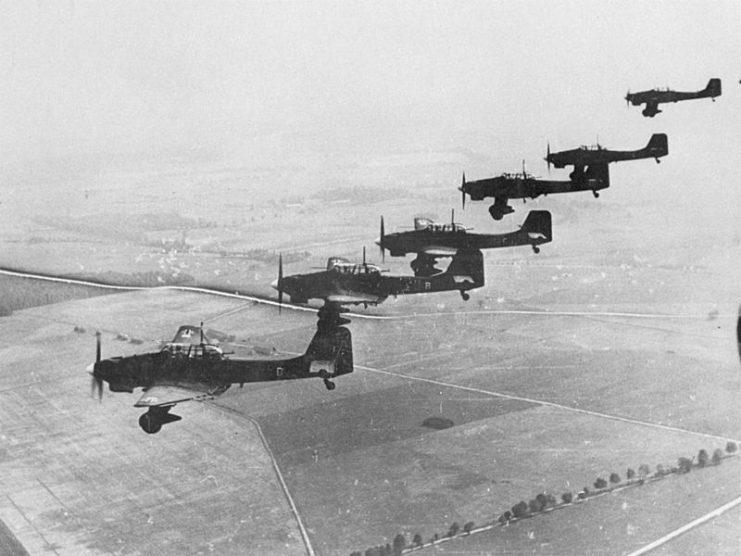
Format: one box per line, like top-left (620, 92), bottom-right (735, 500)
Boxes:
top-left (1, 1), bottom-right (739, 173)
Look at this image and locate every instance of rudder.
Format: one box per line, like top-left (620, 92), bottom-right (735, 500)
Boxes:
top-left (521, 211), bottom-right (552, 242)
top-left (645, 133), bottom-right (668, 156)
top-left (446, 248), bottom-right (484, 288)
top-left (305, 326), bottom-right (353, 378)
top-left (705, 78), bottom-right (721, 97)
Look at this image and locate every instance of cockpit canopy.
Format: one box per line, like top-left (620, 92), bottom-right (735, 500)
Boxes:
top-left (414, 217), bottom-right (466, 233)
top-left (162, 342), bottom-right (223, 359)
top-left (327, 258), bottom-right (382, 276)
top-left (162, 325), bottom-right (223, 358)
top-left (499, 172), bottom-right (532, 180)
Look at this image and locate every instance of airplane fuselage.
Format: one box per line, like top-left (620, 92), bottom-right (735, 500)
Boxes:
top-left (278, 250), bottom-right (485, 304)
top-left (93, 328), bottom-right (354, 396)
top-left (462, 174), bottom-right (607, 200)
top-left (381, 228), bottom-right (547, 257)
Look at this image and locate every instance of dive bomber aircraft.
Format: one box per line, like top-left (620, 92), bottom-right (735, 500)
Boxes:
top-left (625, 78), bottom-right (721, 117)
top-left (89, 324), bottom-right (353, 433)
top-left (545, 133), bottom-right (668, 181)
top-left (460, 164), bottom-right (609, 220)
top-left (376, 210), bottom-right (551, 276)
top-left (273, 248), bottom-right (484, 304)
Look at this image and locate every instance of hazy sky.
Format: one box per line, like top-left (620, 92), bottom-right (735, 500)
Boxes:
top-left (1, 1), bottom-right (739, 169)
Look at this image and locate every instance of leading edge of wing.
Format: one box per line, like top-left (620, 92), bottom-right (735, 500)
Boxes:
top-left (422, 246), bottom-right (458, 257)
top-left (325, 293), bottom-right (382, 304)
top-left (134, 385), bottom-right (211, 408)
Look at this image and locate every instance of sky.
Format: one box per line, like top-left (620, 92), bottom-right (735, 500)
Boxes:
top-left (1, 0), bottom-right (739, 169)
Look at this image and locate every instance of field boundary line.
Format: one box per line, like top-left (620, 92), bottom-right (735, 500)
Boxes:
top-left (625, 493), bottom-right (741, 556)
top-left (0, 267), bottom-right (717, 321)
top-left (356, 363), bottom-right (741, 444)
top-left (207, 403), bottom-right (315, 556)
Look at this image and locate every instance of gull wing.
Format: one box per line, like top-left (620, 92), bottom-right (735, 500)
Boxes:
top-left (325, 293), bottom-right (383, 305)
top-left (134, 385), bottom-right (214, 408)
top-left (421, 246), bottom-right (458, 257)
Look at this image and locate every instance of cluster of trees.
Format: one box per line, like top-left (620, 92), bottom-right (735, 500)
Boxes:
top-left (498, 443), bottom-right (739, 528)
top-left (349, 442), bottom-right (740, 555)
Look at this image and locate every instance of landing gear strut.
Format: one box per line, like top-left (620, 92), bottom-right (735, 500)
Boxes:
top-left (532, 245), bottom-right (540, 254)
top-left (460, 291), bottom-right (470, 301)
top-left (592, 190), bottom-right (600, 198)
top-left (317, 368), bottom-right (336, 391)
top-left (138, 405), bottom-right (181, 434)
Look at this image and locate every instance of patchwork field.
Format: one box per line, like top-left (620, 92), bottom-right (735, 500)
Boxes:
top-left (1, 124), bottom-right (740, 555)
top-left (0, 267), bottom-right (739, 555)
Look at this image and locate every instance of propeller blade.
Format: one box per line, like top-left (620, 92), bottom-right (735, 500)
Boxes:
top-left (451, 208), bottom-right (454, 227)
top-left (363, 245), bottom-right (367, 267)
top-left (91, 331), bottom-right (103, 402)
top-left (461, 172), bottom-right (466, 210)
top-left (546, 143), bottom-right (551, 173)
top-left (379, 216), bottom-right (385, 262)
top-left (278, 253), bottom-right (283, 314)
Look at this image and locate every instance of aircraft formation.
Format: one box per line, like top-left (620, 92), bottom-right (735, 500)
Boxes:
top-left (90, 76), bottom-right (723, 433)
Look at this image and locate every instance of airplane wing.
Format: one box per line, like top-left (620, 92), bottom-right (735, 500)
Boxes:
top-left (326, 293), bottom-right (383, 304)
top-left (134, 385), bottom-right (216, 408)
top-left (421, 246), bottom-right (458, 257)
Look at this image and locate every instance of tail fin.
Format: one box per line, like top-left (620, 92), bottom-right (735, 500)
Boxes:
top-left (645, 133), bottom-right (668, 157)
top-left (705, 78), bottom-right (721, 97)
top-left (445, 248), bottom-right (484, 288)
top-left (521, 211), bottom-right (552, 243)
top-left (304, 326), bottom-right (353, 378)
top-left (584, 163), bottom-right (610, 188)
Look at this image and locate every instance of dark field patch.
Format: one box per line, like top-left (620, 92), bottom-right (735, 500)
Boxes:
top-left (258, 379), bottom-right (535, 467)
top-left (0, 273), bottom-right (113, 316)
top-left (0, 519), bottom-right (28, 556)
top-left (422, 416), bottom-right (454, 430)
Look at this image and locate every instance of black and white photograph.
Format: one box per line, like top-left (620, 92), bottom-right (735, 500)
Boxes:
top-left (1, 1), bottom-right (740, 554)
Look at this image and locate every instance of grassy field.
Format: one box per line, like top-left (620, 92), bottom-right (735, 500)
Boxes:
top-left (413, 453), bottom-right (741, 555)
top-left (0, 273), bottom-right (115, 316)
top-left (1, 142), bottom-right (740, 555)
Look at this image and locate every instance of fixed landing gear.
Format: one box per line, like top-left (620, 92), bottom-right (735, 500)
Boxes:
top-left (317, 303), bottom-right (351, 330)
top-left (532, 245), bottom-right (540, 254)
top-left (592, 190), bottom-right (600, 198)
top-left (488, 205), bottom-right (505, 220)
top-left (460, 291), bottom-right (470, 301)
top-left (317, 368), bottom-right (336, 391)
top-left (410, 255), bottom-right (440, 277)
top-left (138, 405), bottom-right (181, 434)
